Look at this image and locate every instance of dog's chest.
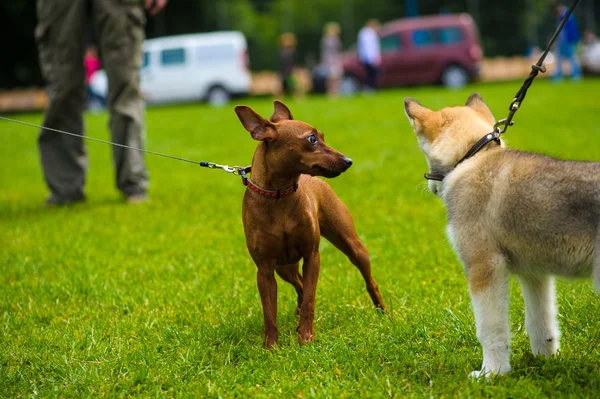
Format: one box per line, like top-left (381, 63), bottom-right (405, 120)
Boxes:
top-left (275, 230), bottom-right (304, 265)
top-left (244, 206), bottom-right (318, 266)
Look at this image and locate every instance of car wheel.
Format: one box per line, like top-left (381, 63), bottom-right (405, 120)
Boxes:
top-left (441, 65), bottom-right (469, 89)
top-left (207, 86), bottom-right (230, 107)
top-left (340, 75), bottom-right (361, 96)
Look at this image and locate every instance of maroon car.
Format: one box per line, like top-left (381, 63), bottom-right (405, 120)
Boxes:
top-left (340, 14), bottom-right (483, 93)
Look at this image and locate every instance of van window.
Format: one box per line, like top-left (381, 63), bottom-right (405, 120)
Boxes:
top-left (142, 52), bottom-right (149, 68)
top-left (161, 48), bottom-right (186, 66)
top-left (440, 27), bottom-right (464, 44)
top-left (380, 34), bottom-right (401, 52)
top-left (197, 44), bottom-right (235, 63)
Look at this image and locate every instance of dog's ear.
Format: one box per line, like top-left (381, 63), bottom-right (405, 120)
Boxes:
top-left (466, 93), bottom-right (495, 126)
top-left (404, 97), bottom-right (442, 143)
top-left (235, 105), bottom-right (278, 142)
top-left (404, 97), bottom-right (434, 127)
top-left (270, 100), bottom-right (294, 122)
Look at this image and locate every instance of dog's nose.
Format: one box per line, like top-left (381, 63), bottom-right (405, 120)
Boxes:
top-left (343, 157), bottom-right (353, 167)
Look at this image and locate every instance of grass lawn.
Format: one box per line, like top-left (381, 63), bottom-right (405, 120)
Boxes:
top-left (1, 79), bottom-right (600, 398)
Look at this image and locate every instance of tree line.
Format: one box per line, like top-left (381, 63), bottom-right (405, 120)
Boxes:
top-left (1, 0), bottom-right (597, 89)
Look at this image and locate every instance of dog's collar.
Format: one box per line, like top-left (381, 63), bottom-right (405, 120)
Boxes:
top-left (239, 167), bottom-right (299, 199)
top-left (424, 131), bottom-right (501, 182)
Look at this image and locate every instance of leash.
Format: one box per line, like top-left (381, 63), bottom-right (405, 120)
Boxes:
top-left (424, 0), bottom-right (581, 182)
top-left (0, 115), bottom-right (297, 198)
top-left (494, 0), bottom-right (581, 134)
top-left (0, 115), bottom-right (249, 176)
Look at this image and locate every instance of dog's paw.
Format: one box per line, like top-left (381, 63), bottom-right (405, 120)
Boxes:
top-left (297, 329), bottom-right (314, 345)
top-left (298, 335), bottom-right (314, 345)
top-left (469, 369), bottom-right (490, 379)
top-left (469, 365), bottom-right (510, 379)
top-left (532, 337), bottom-right (559, 357)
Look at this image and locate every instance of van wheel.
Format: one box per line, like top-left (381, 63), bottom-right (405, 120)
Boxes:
top-left (340, 75), bottom-right (360, 96)
top-left (441, 65), bottom-right (469, 89)
top-left (207, 86), bottom-right (230, 107)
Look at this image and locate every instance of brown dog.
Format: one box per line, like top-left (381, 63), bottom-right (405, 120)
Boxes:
top-left (234, 100), bottom-right (387, 348)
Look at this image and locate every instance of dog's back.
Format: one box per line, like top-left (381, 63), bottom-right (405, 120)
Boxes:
top-left (445, 148), bottom-right (600, 277)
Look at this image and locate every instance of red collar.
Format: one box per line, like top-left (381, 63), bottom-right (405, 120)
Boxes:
top-left (238, 167), bottom-right (298, 199)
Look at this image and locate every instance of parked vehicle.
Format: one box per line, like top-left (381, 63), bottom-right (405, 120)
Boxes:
top-left (90, 31), bottom-right (251, 107)
top-left (313, 14), bottom-right (483, 94)
top-left (581, 41), bottom-right (600, 75)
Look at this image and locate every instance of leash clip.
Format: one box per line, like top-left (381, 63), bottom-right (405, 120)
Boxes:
top-left (493, 117), bottom-right (515, 134)
top-left (200, 161), bottom-right (245, 175)
top-left (239, 167), bottom-right (249, 185)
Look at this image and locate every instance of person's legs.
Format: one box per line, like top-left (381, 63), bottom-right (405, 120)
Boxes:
top-left (566, 42), bottom-right (582, 80)
top-left (326, 65), bottom-right (341, 97)
top-left (281, 76), bottom-right (291, 96)
top-left (93, 0), bottom-right (149, 199)
top-left (35, 0), bottom-right (88, 203)
top-left (552, 43), bottom-right (566, 80)
top-left (362, 62), bottom-right (378, 90)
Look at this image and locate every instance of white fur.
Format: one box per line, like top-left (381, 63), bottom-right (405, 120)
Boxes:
top-left (468, 258), bottom-right (512, 378)
top-left (518, 275), bottom-right (560, 356)
top-left (445, 224), bottom-right (464, 269)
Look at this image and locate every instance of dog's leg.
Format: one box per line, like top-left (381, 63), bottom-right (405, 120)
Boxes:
top-left (276, 263), bottom-right (304, 316)
top-left (467, 256), bottom-right (511, 378)
top-left (325, 230), bottom-right (386, 310)
top-left (320, 200), bottom-right (386, 310)
top-left (517, 274), bottom-right (559, 357)
top-left (298, 252), bottom-right (320, 345)
top-left (257, 266), bottom-right (278, 348)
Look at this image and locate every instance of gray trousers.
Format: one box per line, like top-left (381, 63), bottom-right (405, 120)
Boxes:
top-left (35, 0), bottom-right (149, 198)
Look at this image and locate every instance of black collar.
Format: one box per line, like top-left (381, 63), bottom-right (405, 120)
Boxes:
top-left (424, 131), bottom-right (501, 181)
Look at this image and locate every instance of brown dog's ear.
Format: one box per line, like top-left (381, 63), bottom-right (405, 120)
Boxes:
top-left (270, 100), bottom-right (294, 122)
top-left (466, 92), bottom-right (495, 125)
top-left (235, 105), bottom-right (278, 141)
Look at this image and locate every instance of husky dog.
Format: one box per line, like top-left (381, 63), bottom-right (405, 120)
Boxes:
top-left (404, 93), bottom-right (600, 378)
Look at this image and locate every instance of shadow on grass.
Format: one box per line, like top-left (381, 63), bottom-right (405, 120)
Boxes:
top-left (0, 195), bottom-right (148, 222)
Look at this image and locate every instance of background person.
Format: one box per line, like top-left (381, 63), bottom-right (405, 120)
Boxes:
top-left (84, 44), bottom-right (104, 110)
top-left (35, 0), bottom-right (168, 206)
top-left (357, 19), bottom-right (381, 92)
top-left (551, 2), bottom-right (582, 81)
top-left (320, 22), bottom-right (343, 97)
top-left (278, 32), bottom-right (297, 97)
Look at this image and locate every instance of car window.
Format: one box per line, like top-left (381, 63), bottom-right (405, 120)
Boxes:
top-left (412, 30), bottom-right (436, 47)
top-left (380, 34), bottom-right (401, 52)
top-left (142, 52), bottom-right (150, 69)
top-left (412, 27), bottom-right (465, 48)
top-left (440, 27), bottom-right (464, 44)
top-left (161, 48), bottom-right (186, 66)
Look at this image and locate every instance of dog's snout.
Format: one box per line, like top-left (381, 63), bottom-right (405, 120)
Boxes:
top-left (343, 157), bottom-right (353, 167)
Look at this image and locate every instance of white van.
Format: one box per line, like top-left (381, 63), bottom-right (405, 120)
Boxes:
top-left (90, 31), bottom-right (251, 107)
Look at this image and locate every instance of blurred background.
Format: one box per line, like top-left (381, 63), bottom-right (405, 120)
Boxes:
top-left (1, 0), bottom-right (599, 111)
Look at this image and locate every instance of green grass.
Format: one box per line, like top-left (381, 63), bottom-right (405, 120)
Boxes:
top-left (2, 79), bottom-right (600, 398)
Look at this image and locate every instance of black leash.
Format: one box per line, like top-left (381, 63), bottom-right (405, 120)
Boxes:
top-left (424, 0), bottom-right (581, 182)
top-left (494, 0), bottom-right (581, 134)
top-left (0, 115), bottom-right (249, 176)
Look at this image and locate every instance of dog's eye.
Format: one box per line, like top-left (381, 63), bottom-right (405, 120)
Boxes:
top-left (307, 135), bottom-right (318, 145)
